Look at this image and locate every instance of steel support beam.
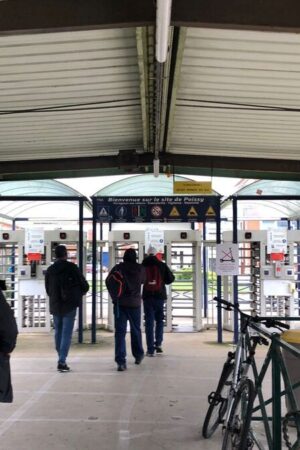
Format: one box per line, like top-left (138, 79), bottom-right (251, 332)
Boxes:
top-left (1, 1), bottom-right (300, 35)
top-left (1, 152), bottom-right (300, 181)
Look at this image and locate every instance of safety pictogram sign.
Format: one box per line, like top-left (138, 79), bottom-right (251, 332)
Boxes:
top-left (216, 244), bottom-right (239, 275)
top-left (99, 207), bottom-right (109, 217)
top-left (169, 206), bottom-right (180, 217)
top-left (187, 206), bottom-right (198, 217)
top-left (206, 206), bottom-right (216, 216)
top-left (151, 205), bottom-right (163, 217)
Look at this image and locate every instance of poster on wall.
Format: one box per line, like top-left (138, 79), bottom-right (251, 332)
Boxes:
top-left (25, 229), bottom-right (45, 254)
top-left (216, 243), bottom-right (239, 275)
top-left (267, 230), bottom-right (287, 254)
top-left (144, 228), bottom-right (164, 254)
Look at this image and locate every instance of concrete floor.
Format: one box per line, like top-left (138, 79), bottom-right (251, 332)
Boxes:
top-left (0, 330), bottom-right (264, 450)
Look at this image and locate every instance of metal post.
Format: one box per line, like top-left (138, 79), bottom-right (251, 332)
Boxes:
top-left (78, 199), bottom-right (84, 343)
top-left (232, 197), bottom-right (239, 343)
top-left (272, 343), bottom-right (282, 450)
top-left (203, 222), bottom-right (208, 318)
top-left (91, 198), bottom-right (97, 343)
top-left (99, 222), bottom-right (103, 320)
top-left (216, 214), bottom-right (222, 343)
top-left (297, 220), bottom-right (300, 313)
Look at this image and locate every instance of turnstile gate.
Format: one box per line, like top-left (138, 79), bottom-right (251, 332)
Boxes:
top-left (107, 229), bottom-right (202, 332)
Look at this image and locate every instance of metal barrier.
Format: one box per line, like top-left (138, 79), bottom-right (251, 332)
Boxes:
top-left (249, 317), bottom-right (300, 450)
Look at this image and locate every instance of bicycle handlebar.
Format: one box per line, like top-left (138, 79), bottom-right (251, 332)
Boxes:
top-left (260, 318), bottom-right (290, 330)
top-left (213, 297), bottom-right (290, 331)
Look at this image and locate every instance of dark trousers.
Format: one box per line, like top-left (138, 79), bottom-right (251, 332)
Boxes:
top-left (114, 305), bottom-right (144, 365)
top-left (143, 298), bottom-right (164, 354)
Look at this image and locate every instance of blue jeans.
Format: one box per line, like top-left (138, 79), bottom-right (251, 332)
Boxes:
top-left (143, 298), bottom-right (164, 354)
top-left (114, 305), bottom-right (144, 365)
top-left (53, 309), bottom-right (77, 364)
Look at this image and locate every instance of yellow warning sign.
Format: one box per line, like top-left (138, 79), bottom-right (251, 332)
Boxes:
top-left (206, 206), bottom-right (216, 216)
top-left (169, 206), bottom-right (180, 217)
top-left (187, 206), bottom-right (198, 217)
top-left (173, 181), bottom-right (212, 194)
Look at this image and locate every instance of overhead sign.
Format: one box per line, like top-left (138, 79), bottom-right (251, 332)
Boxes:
top-left (95, 196), bottom-right (220, 223)
top-left (25, 229), bottom-right (45, 254)
top-left (216, 243), bottom-right (239, 275)
top-left (267, 230), bottom-right (287, 254)
top-left (145, 228), bottom-right (164, 254)
top-left (173, 181), bottom-right (212, 194)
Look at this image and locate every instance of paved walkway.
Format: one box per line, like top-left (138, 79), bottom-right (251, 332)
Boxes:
top-left (0, 330), bottom-right (265, 450)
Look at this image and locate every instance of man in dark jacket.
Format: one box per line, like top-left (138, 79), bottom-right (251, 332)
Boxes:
top-left (0, 287), bottom-right (18, 355)
top-left (107, 248), bottom-right (146, 372)
top-left (45, 245), bottom-right (89, 372)
top-left (142, 247), bottom-right (174, 356)
top-left (0, 285), bottom-right (18, 402)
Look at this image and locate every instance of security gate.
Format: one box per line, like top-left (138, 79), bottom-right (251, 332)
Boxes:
top-left (170, 242), bottom-right (200, 332)
top-left (107, 230), bottom-right (202, 331)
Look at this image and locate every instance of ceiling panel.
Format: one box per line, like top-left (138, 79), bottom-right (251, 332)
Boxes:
top-left (169, 27), bottom-right (300, 162)
top-left (0, 28), bottom-right (144, 161)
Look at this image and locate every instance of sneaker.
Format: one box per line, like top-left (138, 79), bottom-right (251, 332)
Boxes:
top-left (57, 363), bottom-right (70, 372)
top-left (155, 346), bottom-right (163, 354)
top-left (117, 364), bottom-right (127, 372)
top-left (146, 352), bottom-right (155, 357)
top-left (135, 355), bottom-right (144, 365)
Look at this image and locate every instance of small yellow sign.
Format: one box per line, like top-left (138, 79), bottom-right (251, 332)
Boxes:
top-left (206, 206), bottom-right (216, 216)
top-left (187, 206), bottom-right (198, 216)
top-left (173, 181), bottom-right (212, 194)
top-left (169, 206), bottom-right (180, 217)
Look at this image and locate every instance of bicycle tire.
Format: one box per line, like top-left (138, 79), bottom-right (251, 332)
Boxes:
top-left (221, 378), bottom-right (255, 450)
top-left (202, 361), bottom-right (234, 438)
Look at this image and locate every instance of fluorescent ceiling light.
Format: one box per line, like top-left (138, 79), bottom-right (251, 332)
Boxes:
top-left (156, 0), bottom-right (172, 63)
top-left (153, 159), bottom-right (160, 177)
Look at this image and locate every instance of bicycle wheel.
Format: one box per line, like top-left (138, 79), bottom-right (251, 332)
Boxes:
top-left (202, 361), bottom-right (234, 438)
top-left (222, 378), bottom-right (255, 450)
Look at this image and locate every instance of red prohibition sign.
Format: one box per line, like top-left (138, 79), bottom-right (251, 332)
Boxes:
top-left (151, 205), bottom-right (163, 217)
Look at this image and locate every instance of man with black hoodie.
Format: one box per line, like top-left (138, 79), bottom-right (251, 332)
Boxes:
top-left (45, 245), bottom-right (89, 372)
top-left (107, 248), bottom-right (146, 372)
top-left (142, 247), bottom-right (174, 356)
top-left (0, 283), bottom-right (18, 402)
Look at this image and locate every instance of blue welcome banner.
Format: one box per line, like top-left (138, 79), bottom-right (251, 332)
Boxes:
top-left (94, 196), bottom-right (220, 223)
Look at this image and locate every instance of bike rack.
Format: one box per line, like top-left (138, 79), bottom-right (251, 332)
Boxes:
top-left (249, 317), bottom-right (300, 450)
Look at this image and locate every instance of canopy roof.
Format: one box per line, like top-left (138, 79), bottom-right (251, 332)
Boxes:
top-left (0, 179), bottom-right (89, 220)
top-left (94, 174), bottom-right (220, 196)
top-left (223, 180), bottom-right (300, 220)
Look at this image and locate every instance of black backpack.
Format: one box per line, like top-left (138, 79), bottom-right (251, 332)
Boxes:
top-left (59, 271), bottom-right (79, 303)
top-left (106, 267), bottom-right (126, 300)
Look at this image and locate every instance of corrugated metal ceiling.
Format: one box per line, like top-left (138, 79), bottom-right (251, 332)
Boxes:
top-left (171, 27), bottom-right (300, 160)
top-left (1, 15), bottom-right (300, 181)
top-left (0, 28), bottom-right (144, 160)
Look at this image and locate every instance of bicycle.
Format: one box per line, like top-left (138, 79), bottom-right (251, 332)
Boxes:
top-left (202, 297), bottom-right (290, 450)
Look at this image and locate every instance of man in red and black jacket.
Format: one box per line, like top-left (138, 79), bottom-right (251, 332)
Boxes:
top-left (142, 248), bottom-right (174, 356)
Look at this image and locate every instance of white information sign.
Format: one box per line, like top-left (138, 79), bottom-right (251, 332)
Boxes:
top-left (25, 229), bottom-right (45, 254)
top-left (267, 230), bottom-right (287, 254)
top-left (145, 228), bottom-right (164, 254)
top-left (216, 243), bottom-right (239, 275)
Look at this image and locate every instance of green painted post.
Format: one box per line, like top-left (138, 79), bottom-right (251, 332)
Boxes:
top-left (272, 343), bottom-right (282, 450)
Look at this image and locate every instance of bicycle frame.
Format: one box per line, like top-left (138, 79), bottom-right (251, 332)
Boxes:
top-left (203, 299), bottom-right (300, 449)
top-left (247, 318), bottom-right (300, 450)
top-left (222, 313), bottom-right (256, 429)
